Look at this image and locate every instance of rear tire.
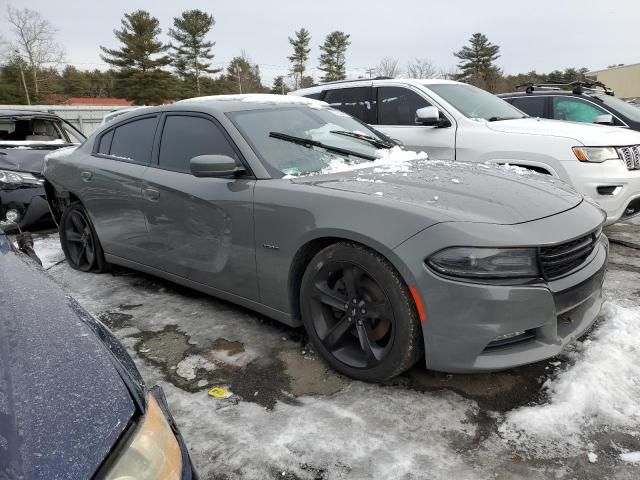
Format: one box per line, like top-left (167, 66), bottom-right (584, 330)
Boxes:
top-left (59, 202), bottom-right (108, 273)
top-left (300, 242), bottom-right (422, 382)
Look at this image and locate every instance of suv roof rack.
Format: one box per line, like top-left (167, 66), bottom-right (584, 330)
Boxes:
top-left (516, 80), bottom-right (614, 96)
top-left (310, 76), bottom-right (393, 88)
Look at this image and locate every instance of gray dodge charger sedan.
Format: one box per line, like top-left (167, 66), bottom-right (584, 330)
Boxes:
top-left (43, 94), bottom-right (608, 382)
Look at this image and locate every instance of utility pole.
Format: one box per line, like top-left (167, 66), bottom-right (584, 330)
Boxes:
top-left (366, 68), bottom-right (376, 79)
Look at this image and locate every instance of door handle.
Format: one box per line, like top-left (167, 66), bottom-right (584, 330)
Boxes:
top-left (144, 187), bottom-right (160, 201)
top-left (81, 171), bottom-right (93, 181)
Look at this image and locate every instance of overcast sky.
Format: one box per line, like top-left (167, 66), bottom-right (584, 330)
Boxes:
top-left (2, 0), bottom-right (639, 85)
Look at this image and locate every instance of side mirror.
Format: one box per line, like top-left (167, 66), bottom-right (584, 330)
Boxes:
top-left (415, 106), bottom-right (449, 127)
top-left (594, 114), bottom-right (614, 125)
top-left (190, 155), bottom-right (245, 178)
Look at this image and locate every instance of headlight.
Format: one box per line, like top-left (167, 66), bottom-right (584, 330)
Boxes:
top-left (572, 147), bottom-right (619, 163)
top-left (427, 247), bottom-right (539, 279)
top-left (0, 169), bottom-right (40, 185)
top-left (103, 395), bottom-right (182, 480)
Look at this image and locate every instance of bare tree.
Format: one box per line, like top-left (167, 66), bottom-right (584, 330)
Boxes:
top-left (375, 57), bottom-right (403, 78)
top-left (406, 58), bottom-right (438, 79)
top-left (6, 6), bottom-right (65, 101)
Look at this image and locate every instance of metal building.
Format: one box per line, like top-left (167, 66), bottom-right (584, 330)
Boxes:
top-left (587, 63), bottom-right (640, 100)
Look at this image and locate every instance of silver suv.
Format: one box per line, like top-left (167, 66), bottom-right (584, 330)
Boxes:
top-left (291, 79), bottom-right (640, 224)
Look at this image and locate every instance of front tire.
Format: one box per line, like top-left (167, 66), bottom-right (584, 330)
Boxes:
top-left (300, 242), bottom-right (422, 382)
top-left (59, 202), bottom-right (108, 272)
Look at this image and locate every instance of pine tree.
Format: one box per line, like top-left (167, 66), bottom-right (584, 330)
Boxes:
top-left (453, 33), bottom-right (501, 92)
top-left (221, 54), bottom-right (266, 94)
top-left (100, 10), bottom-right (172, 104)
top-left (270, 76), bottom-right (290, 95)
top-left (169, 9), bottom-right (220, 97)
top-left (318, 31), bottom-right (351, 82)
top-left (287, 28), bottom-right (311, 89)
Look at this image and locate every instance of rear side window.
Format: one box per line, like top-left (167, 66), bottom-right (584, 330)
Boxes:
top-left (377, 87), bottom-right (431, 125)
top-left (509, 97), bottom-right (545, 118)
top-left (98, 130), bottom-right (113, 154)
top-left (109, 116), bottom-right (157, 163)
top-left (158, 115), bottom-right (238, 173)
top-left (323, 87), bottom-right (375, 123)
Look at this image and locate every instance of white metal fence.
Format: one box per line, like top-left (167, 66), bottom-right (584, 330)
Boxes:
top-left (1, 105), bottom-right (129, 136)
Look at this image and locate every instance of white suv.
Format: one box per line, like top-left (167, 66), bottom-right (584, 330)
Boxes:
top-left (291, 79), bottom-right (640, 224)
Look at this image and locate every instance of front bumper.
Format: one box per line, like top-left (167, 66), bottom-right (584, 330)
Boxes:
top-left (0, 184), bottom-right (53, 232)
top-left (561, 159), bottom-right (640, 225)
top-left (393, 201), bottom-right (608, 373)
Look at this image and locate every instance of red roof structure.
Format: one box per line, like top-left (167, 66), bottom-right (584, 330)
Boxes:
top-left (67, 97), bottom-right (134, 106)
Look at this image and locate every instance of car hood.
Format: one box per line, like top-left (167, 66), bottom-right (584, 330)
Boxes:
top-left (292, 159), bottom-right (583, 225)
top-left (484, 117), bottom-right (640, 146)
top-left (0, 144), bottom-right (76, 174)
top-left (0, 236), bottom-right (140, 480)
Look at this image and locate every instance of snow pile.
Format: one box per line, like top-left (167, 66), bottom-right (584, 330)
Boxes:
top-left (319, 146), bottom-right (428, 175)
top-left (176, 355), bottom-right (217, 380)
top-left (499, 302), bottom-right (640, 456)
top-left (176, 94), bottom-right (327, 109)
top-left (162, 381), bottom-right (481, 480)
top-left (620, 452), bottom-right (640, 463)
top-left (1, 139), bottom-right (65, 146)
top-left (33, 235), bottom-right (65, 269)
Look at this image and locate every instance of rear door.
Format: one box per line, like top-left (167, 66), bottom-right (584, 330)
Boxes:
top-left (372, 86), bottom-right (456, 159)
top-left (322, 87), bottom-right (376, 124)
top-left (82, 115), bottom-right (158, 260)
top-left (141, 112), bottom-right (258, 300)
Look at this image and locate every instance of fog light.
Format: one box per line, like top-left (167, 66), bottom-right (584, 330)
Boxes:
top-left (492, 330), bottom-right (526, 342)
top-left (4, 209), bottom-right (21, 223)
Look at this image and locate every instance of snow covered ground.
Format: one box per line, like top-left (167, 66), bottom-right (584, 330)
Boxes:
top-left (30, 219), bottom-right (640, 479)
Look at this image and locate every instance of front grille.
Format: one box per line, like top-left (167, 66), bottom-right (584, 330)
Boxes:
top-left (617, 145), bottom-right (640, 170)
top-left (539, 232), bottom-right (598, 280)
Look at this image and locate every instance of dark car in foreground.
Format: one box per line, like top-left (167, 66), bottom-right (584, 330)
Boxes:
top-left (44, 94), bottom-right (608, 381)
top-left (499, 81), bottom-right (640, 131)
top-left (0, 232), bottom-right (196, 479)
top-left (0, 110), bottom-right (85, 231)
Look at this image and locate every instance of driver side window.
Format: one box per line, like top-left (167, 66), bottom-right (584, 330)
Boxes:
top-left (377, 87), bottom-right (431, 126)
top-left (552, 97), bottom-right (607, 123)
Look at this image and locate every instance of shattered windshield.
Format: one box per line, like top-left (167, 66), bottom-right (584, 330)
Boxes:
top-left (229, 106), bottom-right (392, 176)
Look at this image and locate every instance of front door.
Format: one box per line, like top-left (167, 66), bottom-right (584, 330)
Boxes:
top-left (372, 86), bottom-right (456, 160)
top-left (141, 113), bottom-right (258, 301)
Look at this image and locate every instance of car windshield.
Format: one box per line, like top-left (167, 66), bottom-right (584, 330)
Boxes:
top-left (594, 95), bottom-right (640, 122)
top-left (426, 83), bottom-right (527, 121)
top-left (229, 107), bottom-right (388, 176)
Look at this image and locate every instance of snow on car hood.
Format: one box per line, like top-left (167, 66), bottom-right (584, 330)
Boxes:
top-left (485, 117), bottom-right (640, 146)
top-left (292, 156), bottom-right (584, 225)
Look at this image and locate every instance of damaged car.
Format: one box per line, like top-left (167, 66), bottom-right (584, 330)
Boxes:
top-left (0, 231), bottom-right (197, 479)
top-left (0, 109), bottom-right (85, 232)
top-left (44, 95), bottom-right (608, 382)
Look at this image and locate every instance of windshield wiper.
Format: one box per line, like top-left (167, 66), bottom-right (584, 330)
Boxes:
top-left (329, 130), bottom-right (395, 149)
top-left (269, 132), bottom-right (377, 161)
top-left (487, 116), bottom-right (524, 122)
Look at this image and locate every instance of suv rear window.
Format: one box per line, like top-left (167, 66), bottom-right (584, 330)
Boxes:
top-left (323, 87), bottom-right (375, 123)
top-left (108, 116), bottom-right (157, 163)
top-left (508, 97), bottom-right (544, 118)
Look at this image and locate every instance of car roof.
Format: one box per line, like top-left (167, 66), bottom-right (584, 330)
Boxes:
top-left (0, 109), bottom-right (61, 118)
top-left (292, 78), bottom-right (462, 95)
top-left (173, 94), bottom-right (328, 112)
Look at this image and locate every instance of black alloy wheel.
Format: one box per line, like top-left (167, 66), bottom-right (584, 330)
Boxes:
top-left (60, 202), bottom-right (107, 272)
top-left (301, 242), bottom-right (422, 382)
